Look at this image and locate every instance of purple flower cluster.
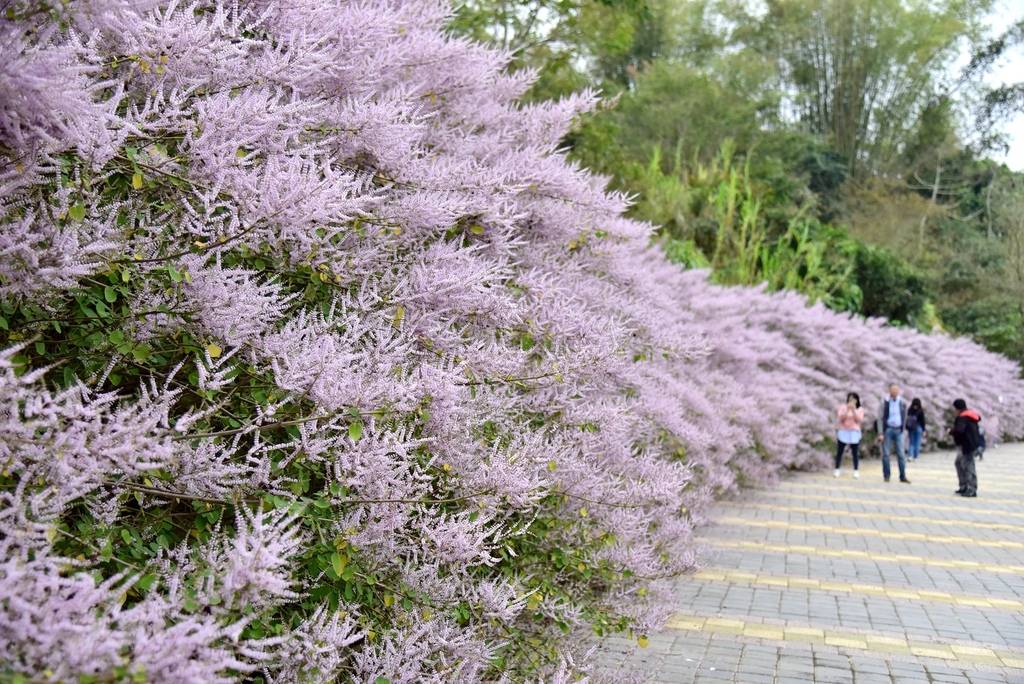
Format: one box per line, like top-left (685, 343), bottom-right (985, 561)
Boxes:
top-left (1, 0), bottom-right (1022, 681)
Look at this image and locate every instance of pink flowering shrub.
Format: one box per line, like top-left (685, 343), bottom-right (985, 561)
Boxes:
top-left (1, 0), bottom-right (1023, 682)
top-left (666, 268), bottom-right (1024, 463)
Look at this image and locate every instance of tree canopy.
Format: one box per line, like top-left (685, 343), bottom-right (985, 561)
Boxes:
top-left (453, 0), bottom-right (1024, 366)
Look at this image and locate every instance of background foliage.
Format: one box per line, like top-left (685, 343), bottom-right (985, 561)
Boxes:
top-left (455, 0), bottom-right (1024, 365)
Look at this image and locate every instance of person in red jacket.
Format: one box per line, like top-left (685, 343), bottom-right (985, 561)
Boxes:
top-left (948, 399), bottom-right (981, 498)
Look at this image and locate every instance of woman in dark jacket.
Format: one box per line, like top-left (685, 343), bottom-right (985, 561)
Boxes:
top-left (907, 398), bottom-right (926, 460)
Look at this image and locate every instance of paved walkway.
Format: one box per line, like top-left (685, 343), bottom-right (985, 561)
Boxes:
top-left (597, 444), bottom-right (1024, 683)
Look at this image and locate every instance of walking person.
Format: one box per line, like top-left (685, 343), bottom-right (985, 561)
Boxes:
top-left (906, 398), bottom-right (927, 461)
top-left (876, 383), bottom-right (910, 483)
top-left (835, 393), bottom-right (864, 478)
top-left (948, 399), bottom-right (982, 498)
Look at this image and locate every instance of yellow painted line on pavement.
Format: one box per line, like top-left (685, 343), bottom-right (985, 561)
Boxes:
top-left (889, 470), bottom-right (1024, 480)
top-left (760, 491), bottom-right (1024, 514)
top-left (691, 569), bottom-right (1024, 611)
top-left (776, 483), bottom-right (1021, 504)
top-left (887, 465), bottom-right (1024, 478)
top-left (722, 502), bottom-right (1024, 531)
top-left (663, 614), bottom-right (1022, 667)
top-left (709, 539), bottom-right (1024, 575)
top-left (804, 476), bottom-right (1024, 494)
top-left (908, 471), bottom-right (1024, 481)
top-left (715, 517), bottom-right (1024, 549)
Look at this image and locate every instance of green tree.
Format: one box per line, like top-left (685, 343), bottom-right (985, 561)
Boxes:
top-left (606, 60), bottom-right (775, 168)
top-left (451, 0), bottom-right (654, 100)
top-left (630, 142), bottom-right (862, 310)
top-left (854, 244), bottom-right (931, 326)
top-left (961, 17), bottom-right (1024, 150)
top-left (731, 0), bottom-right (994, 177)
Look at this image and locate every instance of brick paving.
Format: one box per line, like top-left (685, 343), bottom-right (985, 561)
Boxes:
top-left (596, 444), bottom-right (1024, 683)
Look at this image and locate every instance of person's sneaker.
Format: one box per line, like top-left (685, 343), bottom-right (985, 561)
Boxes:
top-left (884, 476), bottom-right (890, 482)
top-left (963, 492), bottom-right (977, 498)
top-left (954, 489), bottom-right (965, 495)
top-left (853, 470), bottom-right (859, 479)
top-left (834, 469), bottom-right (841, 478)
top-left (900, 478), bottom-right (911, 484)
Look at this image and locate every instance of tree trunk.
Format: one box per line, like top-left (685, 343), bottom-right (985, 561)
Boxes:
top-left (986, 178), bottom-right (994, 240)
top-left (918, 160), bottom-right (941, 257)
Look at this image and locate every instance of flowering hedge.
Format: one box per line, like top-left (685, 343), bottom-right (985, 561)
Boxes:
top-left (1, 0), bottom-right (1022, 682)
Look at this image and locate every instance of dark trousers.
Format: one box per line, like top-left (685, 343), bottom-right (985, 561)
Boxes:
top-left (955, 448), bottom-right (978, 495)
top-left (835, 442), bottom-right (859, 470)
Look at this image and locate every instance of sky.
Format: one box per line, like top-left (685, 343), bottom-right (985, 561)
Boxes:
top-left (984, 1), bottom-right (1024, 170)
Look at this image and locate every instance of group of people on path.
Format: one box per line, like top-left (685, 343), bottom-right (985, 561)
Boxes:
top-left (833, 383), bottom-right (987, 497)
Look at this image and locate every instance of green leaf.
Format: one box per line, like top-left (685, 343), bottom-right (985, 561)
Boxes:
top-left (109, 329), bottom-right (124, 344)
top-left (168, 265), bottom-right (183, 283)
top-left (348, 422), bottom-right (363, 441)
top-left (331, 552), bottom-right (346, 576)
top-left (0, 315), bottom-right (7, 330)
top-left (104, 286), bottom-right (117, 302)
top-left (68, 204), bottom-right (86, 222)
top-left (135, 574), bottom-right (158, 591)
top-left (376, 678), bottom-right (392, 684)
top-left (132, 344), bottom-right (151, 362)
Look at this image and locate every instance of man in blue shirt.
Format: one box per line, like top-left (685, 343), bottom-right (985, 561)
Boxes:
top-left (876, 383), bottom-right (910, 483)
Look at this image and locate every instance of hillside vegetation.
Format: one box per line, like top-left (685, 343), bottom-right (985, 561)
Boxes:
top-left (455, 0), bottom-right (1024, 367)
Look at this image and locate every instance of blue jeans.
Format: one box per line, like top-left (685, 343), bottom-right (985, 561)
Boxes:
top-left (882, 426), bottom-right (907, 480)
top-left (908, 426), bottom-right (923, 459)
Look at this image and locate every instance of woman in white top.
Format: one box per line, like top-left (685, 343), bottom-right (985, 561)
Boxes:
top-left (835, 392), bottom-right (865, 478)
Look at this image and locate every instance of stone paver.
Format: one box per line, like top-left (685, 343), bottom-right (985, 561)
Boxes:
top-left (595, 444), bottom-right (1024, 683)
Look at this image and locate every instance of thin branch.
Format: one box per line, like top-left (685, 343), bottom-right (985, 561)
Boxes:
top-left (106, 480), bottom-right (495, 507)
